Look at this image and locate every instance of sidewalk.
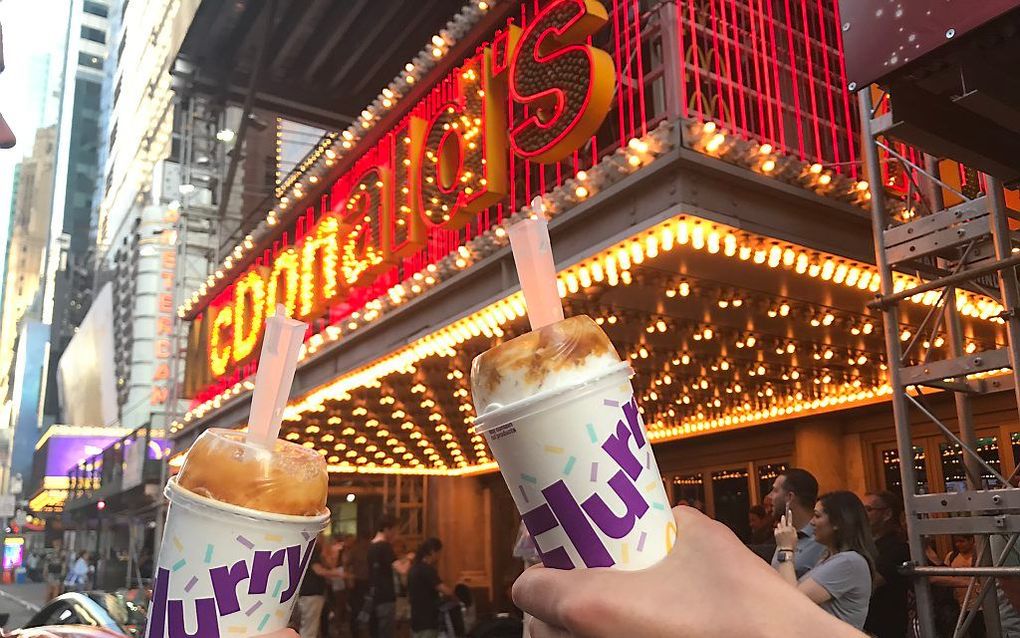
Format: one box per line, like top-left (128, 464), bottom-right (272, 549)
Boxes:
top-left (0, 582), bottom-right (49, 630)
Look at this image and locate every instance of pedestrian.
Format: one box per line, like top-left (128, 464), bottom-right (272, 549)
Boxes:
top-left (366, 515), bottom-right (411, 638)
top-left (64, 551), bottom-right (91, 592)
top-left (931, 534), bottom-right (986, 637)
top-left (46, 550), bottom-right (64, 600)
top-left (512, 506), bottom-right (868, 637)
top-left (763, 493), bottom-right (775, 521)
top-left (921, 538), bottom-right (966, 637)
top-left (767, 467), bottom-right (825, 578)
top-left (344, 534), bottom-right (371, 638)
top-left (407, 538), bottom-right (453, 638)
top-left (862, 491), bottom-right (910, 638)
top-left (774, 491), bottom-right (876, 630)
top-left (26, 552), bottom-right (40, 582)
top-left (321, 535), bottom-right (346, 634)
top-left (747, 503), bottom-right (777, 562)
top-left (748, 504), bottom-right (773, 544)
top-left (297, 533), bottom-right (342, 638)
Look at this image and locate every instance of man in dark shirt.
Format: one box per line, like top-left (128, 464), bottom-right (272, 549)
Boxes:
top-left (298, 535), bottom-right (341, 638)
top-left (407, 538), bottom-right (453, 638)
top-left (344, 534), bottom-right (371, 638)
top-left (367, 516), bottom-right (410, 638)
top-left (863, 491), bottom-right (911, 638)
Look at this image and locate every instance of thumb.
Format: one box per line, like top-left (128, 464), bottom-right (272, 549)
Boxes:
top-left (513, 563), bottom-right (609, 629)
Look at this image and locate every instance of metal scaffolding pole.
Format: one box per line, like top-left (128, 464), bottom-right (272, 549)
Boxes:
top-left (926, 155), bottom-right (1004, 638)
top-left (858, 89), bottom-right (938, 638)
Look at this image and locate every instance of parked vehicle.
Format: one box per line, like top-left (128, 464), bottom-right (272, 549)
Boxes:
top-left (1, 590), bottom-right (147, 638)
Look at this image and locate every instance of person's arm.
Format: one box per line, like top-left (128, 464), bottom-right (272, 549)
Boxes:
top-left (773, 510), bottom-right (799, 587)
top-left (929, 552), bottom-right (970, 588)
top-left (513, 507), bottom-right (868, 638)
top-left (437, 582), bottom-right (454, 598)
top-left (798, 578), bottom-right (834, 605)
top-left (310, 562), bottom-right (342, 578)
top-left (392, 552), bottom-right (412, 576)
top-left (1000, 577), bottom-right (1020, 611)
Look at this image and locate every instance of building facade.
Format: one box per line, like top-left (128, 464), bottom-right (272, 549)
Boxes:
top-left (166, 0), bottom-right (1020, 615)
top-left (0, 127), bottom-right (58, 491)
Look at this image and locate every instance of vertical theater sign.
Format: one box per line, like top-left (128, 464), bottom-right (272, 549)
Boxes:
top-left (185, 0), bottom-right (616, 398)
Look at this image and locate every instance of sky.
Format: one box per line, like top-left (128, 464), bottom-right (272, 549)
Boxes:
top-left (0, 0), bottom-right (72, 261)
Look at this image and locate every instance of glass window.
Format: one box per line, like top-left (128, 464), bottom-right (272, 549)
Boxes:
top-left (84, 1), bottom-right (109, 17)
top-left (77, 52), bottom-right (104, 70)
top-left (672, 473), bottom-right (704, 508)
top-left (756, 462), bottom-right (787, 503)
top-left (81, 26), bottom-right (106, 44)
top-left (941, 436), bottom-right (1000, 491)
top-left (712, 468), bottom-right (751, 541)
top-left (882, 446), bottom-right (929, 494)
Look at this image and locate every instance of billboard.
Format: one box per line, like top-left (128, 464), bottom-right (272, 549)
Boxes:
top-left (57, 283), bottom-right (117, 426)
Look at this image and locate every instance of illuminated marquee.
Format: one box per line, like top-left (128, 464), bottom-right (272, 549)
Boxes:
top-left (188, 0), bottom-right (616, 388)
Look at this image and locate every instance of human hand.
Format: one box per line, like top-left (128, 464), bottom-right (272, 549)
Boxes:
top-left (773, 507), bottom-right (798, 551)
top-left (513, 507), bottom-right (865, 638)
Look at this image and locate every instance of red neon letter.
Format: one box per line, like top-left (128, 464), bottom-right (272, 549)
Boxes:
top-left (509, 0), bottom-right (615, 164)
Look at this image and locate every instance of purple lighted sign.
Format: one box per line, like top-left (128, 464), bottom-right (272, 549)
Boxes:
top-left (43, 433), bottom-right (168, 477)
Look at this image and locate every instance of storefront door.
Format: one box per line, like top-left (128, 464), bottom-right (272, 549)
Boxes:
top-left (873, 426), bottom-right (1016, 495)
top-left (665, 459), bottom-right (788, 542)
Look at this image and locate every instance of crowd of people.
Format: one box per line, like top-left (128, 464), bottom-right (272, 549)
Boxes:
top-left (24, 548), bottom-right (96, 598)
top-left (508, 468), bottom-right (1020, 638)
top-left (291, 516), bottom-right (496, 638)
top-left (720, 467), bottom-right (1016, 638)
top-left (278, 468), bottom-right (1020, 638)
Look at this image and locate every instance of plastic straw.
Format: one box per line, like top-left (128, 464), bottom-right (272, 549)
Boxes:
top-left (507, 201), bottom-right (565, 330)
top-left (246, 304), bottom-right (308, 448)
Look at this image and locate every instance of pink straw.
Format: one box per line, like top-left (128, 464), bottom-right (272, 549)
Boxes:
top-left (507, 202), bottom-right (565, 330)
top-left (246, 305), bottom-right (308, 449)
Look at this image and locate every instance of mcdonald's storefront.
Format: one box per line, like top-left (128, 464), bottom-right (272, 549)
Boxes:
top-left (170, 0), bottom-right (1016, 611)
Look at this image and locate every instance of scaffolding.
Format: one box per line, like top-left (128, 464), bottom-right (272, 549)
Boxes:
top-left (153, 93), bottom-right (229, 555)
top-left (859, 88), bottom-right (1020, 638)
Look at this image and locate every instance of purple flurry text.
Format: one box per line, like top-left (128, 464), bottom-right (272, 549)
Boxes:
top-left (146, 537), bottom-right (315, 638)
top-left (521, 398), bottom-right (653, 569)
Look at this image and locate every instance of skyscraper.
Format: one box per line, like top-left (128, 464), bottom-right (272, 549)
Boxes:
top-left (0, 126), bottom-right (57, 412)
top-left (0, 126), bottom-right (56, 490)
top-left (40, 0), bottom-right (110, 424)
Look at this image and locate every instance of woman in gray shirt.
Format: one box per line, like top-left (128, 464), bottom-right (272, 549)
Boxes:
top-left (775, 490), bottom-right (877, 630)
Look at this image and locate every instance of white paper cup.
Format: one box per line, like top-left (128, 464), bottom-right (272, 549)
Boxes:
top-left (476, 364), bottom-right (676, 571)
top-left (145, 477), bottom-right (329, 638)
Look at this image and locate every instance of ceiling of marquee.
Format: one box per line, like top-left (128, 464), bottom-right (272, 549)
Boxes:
top-left (277, 215), bottom-right (1008, 474)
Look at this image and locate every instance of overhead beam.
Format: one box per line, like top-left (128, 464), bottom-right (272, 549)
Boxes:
top-left (302, 0), bottom-right (372, 83)
top-left (348, 0), bottom-right (446, 96)
top-left (267, 0), bottom-right (332, 76)
top-left (326, 0), bottom-right (409, 91)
